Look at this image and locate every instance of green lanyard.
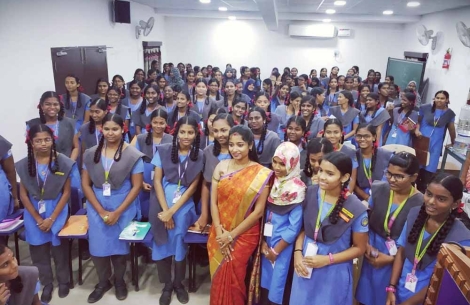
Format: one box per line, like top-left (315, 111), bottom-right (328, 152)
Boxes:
top-left (363, 159), bottom-right (372, 184)
top-left (314, 191), bottom-right (336, 241)
top-left (413, 219), bottom-right (446, 273)
top-left (383, 187), bottom-right (414, 238)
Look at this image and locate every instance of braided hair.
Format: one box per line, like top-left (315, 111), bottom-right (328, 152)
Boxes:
top-left (93, 113), bottom-right (126, 163)
top-left (364, 93), bottom-right (380, 119)
top-left (207, 78), bottom-right (220, 103)
top-left (161, 85), bottom-right (174, 106)
top-left (284, 116), bottom-right (307, 149)
top-left (288, 91), bottom-right (302, 109)
top-left (432, 90), bottom-right (450, 113)
top-left (27, 124), bottom-right (60, 177)
top-left (263, 79), bottom-right (274, 98)
top-left (212, 113), bottom-right (235, 156)
top-left (171, 91), bottom-right (191, 127)
top-left (38, 91), bottom-right (65, 124)
top-left (388, 151), bottom-right (420, 176)
top-left (254, 91), bottom-right (272, 119)
top-left (106, 87), bottom-right (124, 117)
top-left (64, 75), bottom-right (82, 110)
top-left (193, 78), bottom-right (210, 106)
top-left (88, 98), bottom-right (108, 134)
top-left (407, 174), bottom-right (464, 256)
top-left (279, 84), bottom-right (290, 105)
top-left (398, 92), bottom-right (417, 119)
top-left (229, 125), bottom-right (260, 163)
top-left (248, 106), bottom-right (268, 155)
top-left (355, 124), bottom-right (378, 175)
top-left (303, 138), bottom-right (334, 178)
top-left (145, 108), bottom-right (169, 146)
top-left (112, 75), bottom-right (127, 100)
top-left (301, 95), bottom-right (316, 132)
top-left (356, 84), bottom-right (371, 110)
top-left (170, 116), bottom-right (201, 164)
top-left (321, 152), bottom-right (352, 224)
top-left (139, 85), bottom-right (160, 115)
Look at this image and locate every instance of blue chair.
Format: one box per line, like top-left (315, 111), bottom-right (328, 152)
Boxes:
top-left (183, 232), bottom-right (208, 292)
top-left (0, 209), bottom-right (25, 264)
top-left (120, 228), bottom-right (153, 292)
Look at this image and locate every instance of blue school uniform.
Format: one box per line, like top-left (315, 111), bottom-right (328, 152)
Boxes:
top-left (385, 108), bottom-right (418, 146)
top-left (61, 93), bottom-right (91, 131)
top-left (0, 138), bottom-right (14, 220)
top-left (362, 107), bottom-right (389, 146)
top-left (290, 188), bottom-right (368, 305)
top-left (261, 205), bottom-right (303, 304)
top-left (418, 106), bottom-right (455, 173)
top-left (151, 152), bottom-right (198, 261)
top-left (122, 97), bottom-right (143, 137)
top-left (84, 156), bottom-right (144, 257)
top-left (395, 222), bottom-right (470, 303)
top-left (23, 163), bottom-right (69, 246)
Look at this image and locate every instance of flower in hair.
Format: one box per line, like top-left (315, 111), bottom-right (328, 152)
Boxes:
top-left (123, 124), bottom-right (129, 134)
top-left (318, 130), bottom-right (324, 136)
top-left (340, 188), bottom-right (349, 199)
top-left (107, 105), bottom-right (112, 111)
top-left (197, 124), bottom-right (204, 136)
top-left (188, 102), bottom-right (194, 108)
top-left (304, 131), bottom-right (311, 140)
top-left (228, 106), bottom-right (232, 113)
top-left (342, 131), bottom-right (346, 135)
top-left (164, 125), bottom-right (171, 134)
top-left (458, 202), bottom-right (465, 213)
top-left (146, 124), bottom-right (151, 132)
top-left (282, 128), bottom-right (286, 134)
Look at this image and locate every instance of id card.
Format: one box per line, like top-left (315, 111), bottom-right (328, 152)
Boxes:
top-left (391, 131), bottom-right (397, 138)
top-left (151, 170), bottom-right (155, 180)
top-left (385, 239), bottom-right (398, 256)
top-left (172, 190), bottom-right (182, 204)
top-left (38, 200), bottom-right (46, 214)
top-left (103, 183), bottom-right (111, 197)
top-left (264, 223), bottom-right (273, 237)
top-left (300, 242), bottom-right (318, 279)
top-left (405, 273), bottom-right (418, 293)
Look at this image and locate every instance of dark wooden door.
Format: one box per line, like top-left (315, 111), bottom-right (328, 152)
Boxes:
top-left (51, 46), bottom-right (108, 96)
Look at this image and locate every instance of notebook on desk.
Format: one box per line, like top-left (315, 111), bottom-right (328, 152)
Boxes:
top-left (59, 215), bottom-right (88, 237)
top-left (119, 221), bottom-right (151, 241)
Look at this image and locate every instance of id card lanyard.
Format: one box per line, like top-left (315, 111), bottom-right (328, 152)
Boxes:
top-left (36, 161), bottom-right (50, 203)
top-left (71, 101), bottom-right (77, 119)
top-left (104, 144), bottom-right (115, 185)
top-left (412, 219), bottom-right (445, 274)
top-left (176, 155), bottom-right (190, 193)
top-left (430, 115), bottom-right (441, 137)
top-left (314, 191), bottom-right (335, 242)
top-left (363, 159), bottom-right (372, 186)
top-left (383, 187), bottom-right (414, 239)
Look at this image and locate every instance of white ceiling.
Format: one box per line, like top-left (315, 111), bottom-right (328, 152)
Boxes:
top-left (132, 0), bottom-right (470, 28)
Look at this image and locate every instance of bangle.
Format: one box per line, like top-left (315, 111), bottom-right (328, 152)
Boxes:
top-left (385, 286), bottom-right (396, 293)
top-left (328, 253), bottom-right (334, 264)
top-left (48, 217), bottom-right (55, 222)
top-left (388, 283), bottom-right (397, 288)
top-left (270, 247), bottom-right (279, 256)
top-left (294, 249), bottom-right (302, 252)
top-left (214, 224), bottom-right (222, 229)
top-left (227, 233), bottom-right (233, 242)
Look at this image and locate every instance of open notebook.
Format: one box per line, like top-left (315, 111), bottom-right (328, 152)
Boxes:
top-left (119, 221), bottom-right (151, 241)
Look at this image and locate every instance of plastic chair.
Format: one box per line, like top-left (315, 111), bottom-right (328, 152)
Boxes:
top-left (183, 232), bottom-right (209, 292)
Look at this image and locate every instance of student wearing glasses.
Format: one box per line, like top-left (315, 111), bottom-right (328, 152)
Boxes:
top-left (356, 152), bottom-right (422, 305)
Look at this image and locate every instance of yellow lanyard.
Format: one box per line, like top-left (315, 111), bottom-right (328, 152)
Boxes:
top-left (383, 187), bottom-right (414, 237)
top-left (413, 219), bottom-right (445, 273)
top-left (314, 191), bottom-right (335, 241)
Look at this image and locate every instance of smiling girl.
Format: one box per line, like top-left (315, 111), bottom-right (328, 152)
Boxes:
top-left (61, 75), bottom-right (91, 130)
top-left (284, 116), bottom-right (308, 169)
top-left (356, 152), bottom-right (422, 305)
top-left (197, 113), bottom-right (235, 231)
top-left (248, 107), bottom-right (281, 168)
top-left (386, 174), bottom-right (470, 305)
top-left (301, 96), bottom-right (325, 140)
top-left (254, 92), bottom-right (281, 133)
top-left (322, 119), bottom-right (358, 191)
top-left (229, 98), bottom-right (248, 127)
top-left (168, 91), bottom-right (201, 127)
top-left (208, 125), bottom-right (273, 305)
top-left (106, 87), bottom-right (130, 128)
top-left (385, 91), bottom-right (418, 147)
top-left (192, 78), bottom-right (220, 121)
top-left (354, 124), bottom-right (393, 201)
top-left (328, 91), bottom-right (360, 141)
top-left (18, 124), bottom-right (74, 303)
top-left (150, 116), bottom-right (203, 305)
top-left (80, 98), bottom-right (109, 152)
top-left (132, 109), bottom-right (172, 220)
top-left (291, 151), bottom-right (368, 305)
top-left (201, 106), bottom-right (227, 150)
top-left (359, 93), bottom-right (390, 146)
top-left (275, 91), bottom-right (301, 131)
top-left (261, 142), bottom-right (306, 305)
top-left (301, 138), bottom-right (334, 186)
top-left (132, 85), bottom-right (162, 135)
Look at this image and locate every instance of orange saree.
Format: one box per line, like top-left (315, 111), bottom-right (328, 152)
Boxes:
top-left (208, 164), bottom-right (272, 305)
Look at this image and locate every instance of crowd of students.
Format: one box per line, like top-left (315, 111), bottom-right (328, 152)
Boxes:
top-left (0, 62), bottom-right (467, 305)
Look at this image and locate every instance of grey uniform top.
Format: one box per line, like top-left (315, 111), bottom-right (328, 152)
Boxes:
top-left (27, 117), bottom-right (76, 158)
top-left (256, 130), bottom-right (281, 167)
top-left (307, 117), bottom-right (325, 140)
top-left (79, 122), bottom-right (101, 150)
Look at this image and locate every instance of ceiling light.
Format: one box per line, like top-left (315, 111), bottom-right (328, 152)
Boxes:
top-left (322, 19), bottom-right (332, 23)
top-left (407, 1), bottom-right (420, 7)
top-left (334, 1), bottom-right (347, 6)
top-left (383, 10), bottom-right (394, 15)
top-left (228, 16), bottom-right (236, 20)
top-left (326, 9), bottom-right (336, 14)
top-left (199, 0), bottom-right (210, 3)
top-left (218, 6), bottom-right (227, 11)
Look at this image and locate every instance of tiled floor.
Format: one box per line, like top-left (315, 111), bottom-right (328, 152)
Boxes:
top-left (12, 240), bottom-right (212, 305)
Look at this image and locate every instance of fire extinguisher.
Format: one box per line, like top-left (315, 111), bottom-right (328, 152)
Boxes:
top-left (442, 48), bottom-right (451, 69)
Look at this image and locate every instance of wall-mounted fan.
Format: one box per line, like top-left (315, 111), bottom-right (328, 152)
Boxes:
top-left (456, 21), bottom-right (470, 48)
top-left (416, 25), bottom-right (438, 50)
top-left (135, 17), bottom-right (155, 39)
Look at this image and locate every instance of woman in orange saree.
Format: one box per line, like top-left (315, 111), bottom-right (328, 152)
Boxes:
top-left (208, 125), bottom-right (273, 305)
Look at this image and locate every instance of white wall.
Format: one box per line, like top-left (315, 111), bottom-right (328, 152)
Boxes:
top-left (0, 0), bottom-right (165, 158)
top-left (401, 7), bottom-right (470, 118)
top-left (163, 17), bottom-right (405, 79)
